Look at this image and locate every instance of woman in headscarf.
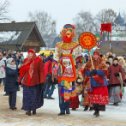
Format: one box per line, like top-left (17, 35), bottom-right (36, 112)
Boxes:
top-left (83, 51), bottom-right (109, 117)
top-left (18, 49), bottom-right (44, 116)
top-left (5, 57), bottom-right (18, 110)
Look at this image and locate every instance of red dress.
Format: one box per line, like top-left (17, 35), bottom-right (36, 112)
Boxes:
top-left (70, 95), bottom-right (79, 109)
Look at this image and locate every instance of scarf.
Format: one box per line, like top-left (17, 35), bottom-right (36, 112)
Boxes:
top-left (19, 51), bottom-right (36, 84)
top-left (7, 58), bottom-right (16, 70)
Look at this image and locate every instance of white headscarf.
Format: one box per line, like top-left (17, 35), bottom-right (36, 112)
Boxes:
top-left (7, 58), bottom-right (16, 70)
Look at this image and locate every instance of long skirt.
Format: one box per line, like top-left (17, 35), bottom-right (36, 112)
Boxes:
top-left (90, 86), bottom-right (109, 111)
top-left (83, 92), bottom-right (91, 106)
top-left (90, 87), bottom-right (109, 104)
top-left (109, 86), bottom-right (121, 104)
top-left (70, 96), bottom-right (79, 109)
top-left (22, 85), bottom-right (44, 111)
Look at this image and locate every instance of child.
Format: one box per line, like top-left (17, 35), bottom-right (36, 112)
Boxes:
top-left (70, 72), bottom-right (83, 110)
top-left (5, 58), bottom-right (18, 110)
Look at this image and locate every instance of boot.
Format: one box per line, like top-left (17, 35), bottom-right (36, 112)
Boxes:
top-left (72, 108), bottom-right (76, 111)
top-left (10, 107), bottom-right (17, 110)
top-left (93, 110), bottom-right (97, 115)
top-left (32, 110), bottom-right (36, 115)
top-left (113, 103), bottom-right (119, 106)
top-left (95, 110), bottom-right (100, 117)
top-left (58, 112), bottom-right (65, 116)
top-left (66, 111), bottom-right (70, 114)
top-left (26, 111), bottom-right (31, 116)
top-left (84, 106), bottom-right (88, 111)
top-left (89, 107), bottom-right (94, 111)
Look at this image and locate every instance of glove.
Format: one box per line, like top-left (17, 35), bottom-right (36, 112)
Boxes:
top-left (90, 69), bottom-right (97, 76)
top-left (114, 73), bottom-right (119, 77)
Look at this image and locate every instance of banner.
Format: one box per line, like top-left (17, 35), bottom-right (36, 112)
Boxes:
top-left (101, 23), bottom-right (112, 32)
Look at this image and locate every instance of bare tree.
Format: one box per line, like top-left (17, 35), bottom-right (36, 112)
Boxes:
top-left (28, 11), bottom-right (57, 47)
top-left (96, 9), bottom-right (117, 23)
top-left (0, 0), bottom-right (9, 21)
top-left (73, 11), bottom-right (97, 36)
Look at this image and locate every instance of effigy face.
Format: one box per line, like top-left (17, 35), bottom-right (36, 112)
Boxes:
top-left (61, 27), bottom-right (75, 43)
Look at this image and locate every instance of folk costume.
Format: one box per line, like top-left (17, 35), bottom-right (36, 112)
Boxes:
top-left (84, 51), bottom-right (109, 117)
top-left (55, 24), bottom-right (82, 115)
top-left (108, 58), bottom-right (125, 106)
top-left (18, 49), bottom-right (44, 116)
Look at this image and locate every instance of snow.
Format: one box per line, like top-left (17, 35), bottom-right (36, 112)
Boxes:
top-left (0, 31), bottom-right (21, 42)
top-left (0, 85), bottom-right (126, 126)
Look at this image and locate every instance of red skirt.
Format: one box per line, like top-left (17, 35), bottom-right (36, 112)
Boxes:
top-left (90, 86), bottom-right (109, 105)
top-left (70, 96), bottom-right (79, 109)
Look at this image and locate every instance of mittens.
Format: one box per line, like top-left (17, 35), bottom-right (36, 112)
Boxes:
top-left (114, 72), bottom-right (119, 77)
top-left (90, 69), bottom-right (97, 76)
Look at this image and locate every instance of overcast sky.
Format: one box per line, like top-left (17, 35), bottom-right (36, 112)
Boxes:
top-left (7, 0), bottom-right (126, 33)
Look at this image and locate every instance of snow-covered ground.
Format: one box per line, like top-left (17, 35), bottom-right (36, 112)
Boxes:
top-left (0, 85), bottom-right (126, 126)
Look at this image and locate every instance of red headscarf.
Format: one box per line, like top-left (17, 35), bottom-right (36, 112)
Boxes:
top-left (23, 49), bottom-right (36, 65)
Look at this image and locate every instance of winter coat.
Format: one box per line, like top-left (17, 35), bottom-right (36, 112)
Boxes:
top-left (0, 59), bottom-right (6, 78)
top-left (19, 56), bottom-right (44, 87)
top-left (44, 60), bottom-right (52, 82)
top-left (109, 64), bottom-right (125, 85)
top-left (5, 67), bottom-right (18, 93)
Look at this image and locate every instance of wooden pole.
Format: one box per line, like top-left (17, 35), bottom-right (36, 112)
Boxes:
top-left (89, 51), bottom-right (94, 70)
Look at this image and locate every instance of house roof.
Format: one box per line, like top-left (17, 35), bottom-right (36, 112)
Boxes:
top-left (0, 22), bottom-right (46, 46)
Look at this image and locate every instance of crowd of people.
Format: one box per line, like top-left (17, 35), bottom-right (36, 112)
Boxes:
top-left (0, 48), bottom-right (126, 117)
top-left (0, 24), bottom-right (126, 118)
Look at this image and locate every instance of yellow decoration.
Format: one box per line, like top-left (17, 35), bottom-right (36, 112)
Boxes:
top-left (56, 42), bottom-right (79, 50)
top-left (64, 92), bottom-right (71, 101)
top-left (64, 80), bottom-right (71, 90)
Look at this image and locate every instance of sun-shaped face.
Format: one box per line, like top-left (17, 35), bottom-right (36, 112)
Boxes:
top-left (79, 32), bottom-right (97, 50)
top-left (83, 36), bottom-right (92, 46)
